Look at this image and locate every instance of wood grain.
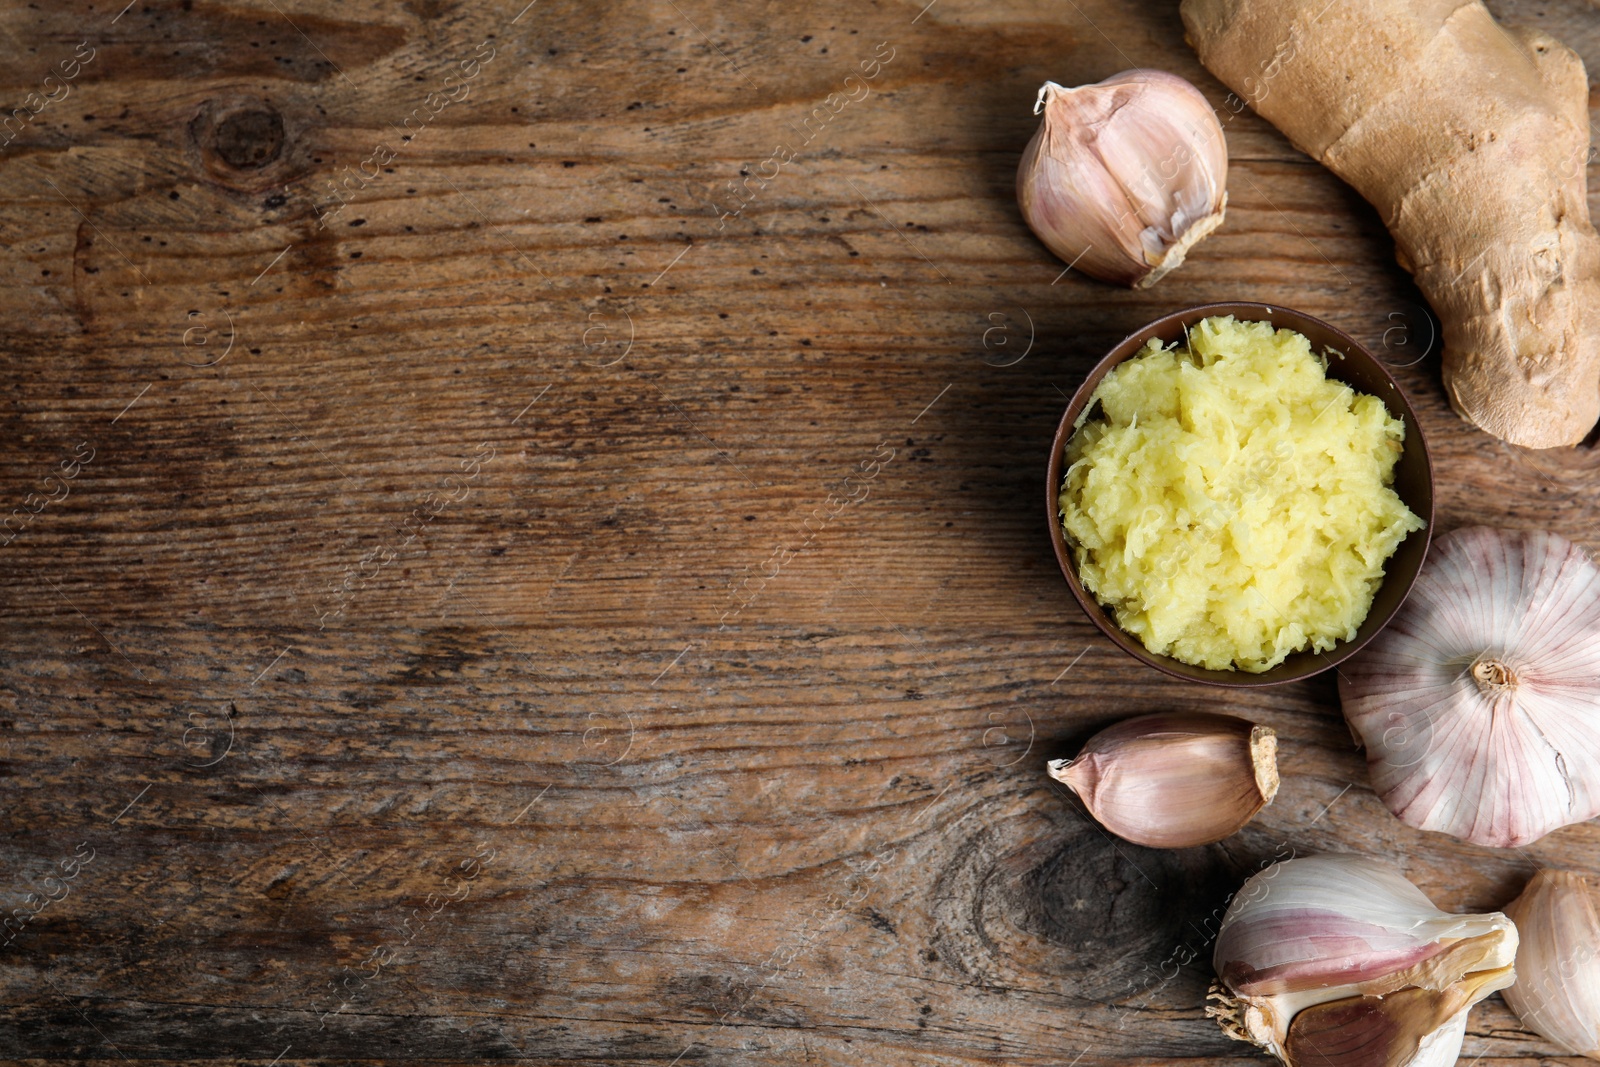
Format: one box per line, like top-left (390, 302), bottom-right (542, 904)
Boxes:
top-left (0, 0), bottom-right (1597, 1063)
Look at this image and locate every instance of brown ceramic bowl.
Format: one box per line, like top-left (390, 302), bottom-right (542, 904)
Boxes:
top-left (1047, 302), bottom-right (1434, 687)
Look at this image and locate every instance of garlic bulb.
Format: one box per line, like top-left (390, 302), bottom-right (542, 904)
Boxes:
top-left (1046, 711), bottom-right (1277, 848)
top-left (1016, 69), bottom-right (1228, 287)
top-left (1339, 526), bottom-right (1600, 848)
top-left (1210, 854), bottom-right (1517, 1067)
top-left (1503, 870), bottom-right (1600, 1058)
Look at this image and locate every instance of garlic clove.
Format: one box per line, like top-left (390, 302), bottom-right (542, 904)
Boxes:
top-left (1016, 70), bottom-right (1228, 288)
top-left (1046, 711), bottom-right (1277, 848)
top-left (1502, 869), bottom-right (1600, 1058)
top-left (1339, 526), bottom-right (1600, 847)
top-left (1406, 1010), bottom-right (1471, 1067)
top-left (1283, 973), bottom-right (1508, 1067)
top-left (1209, 854), bottom-right (1517, 1067)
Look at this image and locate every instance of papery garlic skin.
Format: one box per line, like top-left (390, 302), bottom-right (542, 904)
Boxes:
top-left (1339, 526), bottom-right (1600, 848)
top-left (1410, 1011), bottom-right (1470, 1067)
top-left (1210, 854), bottom-right (1517, 1067)
top-left (1047, 711), bottom-right (1277, 848)
top-left (1017, 70), bottom-right (1228, 287)
top-left (1503, 870), bottom-right (1600, 1058)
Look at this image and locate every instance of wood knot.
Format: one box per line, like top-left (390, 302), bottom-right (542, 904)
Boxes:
top-left (189, 97), bottom-right (291, 190)
top-left (925, 805), bottom-right (1247, 1010)
top-left (213, 106), bottom-right (283, 169)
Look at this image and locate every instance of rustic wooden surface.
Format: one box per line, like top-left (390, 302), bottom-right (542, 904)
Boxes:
top-left (1, 0), bottom-right (1598, 1063)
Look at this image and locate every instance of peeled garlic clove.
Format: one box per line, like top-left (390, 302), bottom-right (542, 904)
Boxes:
top-left (1016, 69), bottom-right (1228, 287)
top-left (1209, 854), bottom-right (1517, 1067)
top-left (1339, 526), bottom-right (1600, 848)
top-left (1502, 870), bottom-right (1600, 1057)
top-left (1046, 711), bottom-right (1277, 848)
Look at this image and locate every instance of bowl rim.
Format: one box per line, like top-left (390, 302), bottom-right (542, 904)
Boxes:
top-left (1045, 301), bottom-right (1435, 688)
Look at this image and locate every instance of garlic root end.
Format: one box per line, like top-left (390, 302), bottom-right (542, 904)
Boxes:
top-left (1134, 197), bottom-right (1228, 290)
top-left (1206, 979), bottom-right (1255, 1044)
top-left (1249, 725), bottom-right (1279, 804)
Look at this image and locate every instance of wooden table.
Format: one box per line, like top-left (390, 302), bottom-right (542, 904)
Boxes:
top-left (2, 0), bottom-right (1597, 1063)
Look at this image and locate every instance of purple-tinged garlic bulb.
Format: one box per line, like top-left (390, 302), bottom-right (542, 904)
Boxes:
top-left (1503, 870), bottom-right (1600, 1058)
top-left (1209, 854), bottom-right (1517, 1067)
top-left (1340, 526), bottom-right (1600, 847)
top-left (1016, 70), bottom-right (1228, 287)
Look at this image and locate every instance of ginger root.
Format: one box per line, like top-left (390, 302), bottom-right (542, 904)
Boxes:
top-left (1181, 0), bottom-right (1600, 448)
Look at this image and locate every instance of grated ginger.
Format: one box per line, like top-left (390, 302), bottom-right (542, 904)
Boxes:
top-left (1060, 315), bottom-right (1424, 672)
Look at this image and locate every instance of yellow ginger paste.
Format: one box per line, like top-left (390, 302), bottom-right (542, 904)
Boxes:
top-left (1061, 315), bottom-right (1423, 672)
